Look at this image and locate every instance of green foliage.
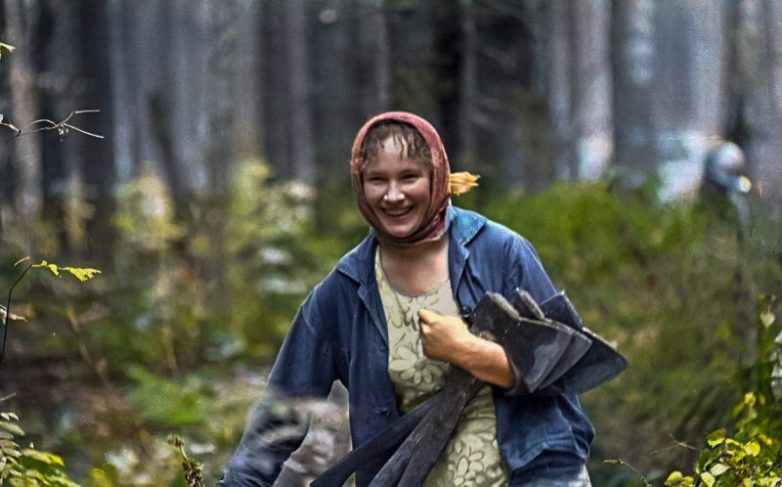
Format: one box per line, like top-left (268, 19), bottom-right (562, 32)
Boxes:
top-left (0, 411), bottom-right (80, 486)
top-left (16, 257), bottom-right (102, 283)
top-left (224, 159), bottom-right (357, 359)
top-left (484, 182), bottom-right (782, 479)
top-left (665, 296), bottom-right (782, 486)
top-left (125, 365), bottom-right (211, 428)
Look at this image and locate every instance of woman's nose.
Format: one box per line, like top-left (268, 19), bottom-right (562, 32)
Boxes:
top-left (384, 183), bottom-right (404, 202)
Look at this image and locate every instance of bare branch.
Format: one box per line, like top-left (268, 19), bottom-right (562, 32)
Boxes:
top-left (1, 109), bottom-right (104, 141)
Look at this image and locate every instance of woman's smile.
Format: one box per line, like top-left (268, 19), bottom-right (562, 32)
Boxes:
top-left (362, 140), bottom-right (432, 239)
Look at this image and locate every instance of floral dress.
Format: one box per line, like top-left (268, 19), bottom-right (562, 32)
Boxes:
top-left (375, 249), bottom-right (508, 486)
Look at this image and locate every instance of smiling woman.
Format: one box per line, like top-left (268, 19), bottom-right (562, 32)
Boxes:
top-left (223, 112), bottom-right (595, 486)
top-left (361, 136), bottom-right (432, 240)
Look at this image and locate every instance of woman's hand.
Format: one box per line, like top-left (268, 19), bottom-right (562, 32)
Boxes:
top-left (417, 309), bottom-right (473, 363)
top-left (418, 309), bottom-right (515, 389)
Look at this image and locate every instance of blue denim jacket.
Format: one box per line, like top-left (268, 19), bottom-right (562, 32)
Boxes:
top-left (226, 207), bottom-right (594, 485)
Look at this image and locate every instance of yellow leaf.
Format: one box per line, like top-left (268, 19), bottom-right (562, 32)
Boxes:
top-left (449, 171), bottom-right (480, 196)
top-left (61, 266), bottom-right (102, 282)
top-left (700, 471), bottom-right (715, 487)
top-left (31, 260), bottom-right (101, 282)
top-left (744, 441), bottom-right (760, 456)
top-left (743, 392), bottom-right (756, 407)
top-left (21, 448), bottom-right (65, 466)
top-left (32, 260), bottom-right (60, 277)
top-left (706, 428), bottom-right (726, 447)
top-left (664, 471), bottom-right (686, 486)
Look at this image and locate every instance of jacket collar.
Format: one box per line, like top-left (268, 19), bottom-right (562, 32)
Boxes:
top-left (335, 206), bottom-right (486, 345)
top-left (336, 206), bottom-right (486, 287)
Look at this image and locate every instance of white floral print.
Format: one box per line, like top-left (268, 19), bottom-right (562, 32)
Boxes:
top-left (375, 249), bottom-right (507, 486)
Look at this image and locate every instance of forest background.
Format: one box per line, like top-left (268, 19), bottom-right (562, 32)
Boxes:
top-left (2, 0), bottom-right (782, 485)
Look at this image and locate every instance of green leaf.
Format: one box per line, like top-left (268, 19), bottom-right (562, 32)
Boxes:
top-left (700, 471), bottom-right (715, 487)
top-left (31, 260), bottom-right (102, 282)
top-left (61, 266), bottom-right (102, 282)
top-left (0, 421), bottom-right (24, 437)
top-left (760, 309), bottom-right (775, 328)
top-left (743, 392), bottom-right (756, 407)
top-left (706, 428), bottom-right (726, 447)
top-left (665, 471), bottom-right (693, 486)
top-left (709, 463), bottom-right (729, 476)
top-left (744, 441), bottom-right (760, 456)
top-left (21, 448), bottom-right (65, 466)
top-left (32, 260), bottom-right (60, 277)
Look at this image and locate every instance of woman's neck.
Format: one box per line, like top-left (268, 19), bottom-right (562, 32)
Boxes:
top-left (378, 235), bottom-right (450, 296)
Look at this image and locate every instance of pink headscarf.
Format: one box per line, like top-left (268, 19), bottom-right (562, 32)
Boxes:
top-left (350, 112), bottom-right (451, 245)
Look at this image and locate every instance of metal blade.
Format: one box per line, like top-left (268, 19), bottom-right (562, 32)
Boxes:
top-left (539, 292), bottom-right (628, 393)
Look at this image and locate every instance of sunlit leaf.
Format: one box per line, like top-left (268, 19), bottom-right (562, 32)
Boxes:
top-left (0, 421), bottom-right (24, 437)
top-left (744, 441), bottom-right (761, 456)
top-left (709, 463), bottom-right (729, 476)
top-left (61, 266), bottom-right (102, 282)
top-left (706, 428), bottom-right (726, 447)
top-left (743, 392), bottom-right (756, 407)
top-left (664, 471), bottom-right (684, 485)
top-left (700, 471), bottom-right (715, 487)
top-left (32, 260), bottom-right (60, 277)
top-left (30, 260), bottom-right (102, 282)
top-left (664, 471), bottom-right (694, 486)
top-left (21, 449), bottom-right (65, 466)
top-left (760, 309), bottom-right (775, 328)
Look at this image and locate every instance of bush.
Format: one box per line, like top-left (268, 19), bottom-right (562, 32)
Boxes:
top-left (484, 182), bottom-right (782, 479)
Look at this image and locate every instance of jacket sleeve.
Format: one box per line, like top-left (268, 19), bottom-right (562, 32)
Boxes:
top-left (221, 284), bottom-right (339, 486)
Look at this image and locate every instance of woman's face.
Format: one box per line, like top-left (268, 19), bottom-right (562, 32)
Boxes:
top-left (362, 139), bottom-right (432, 239)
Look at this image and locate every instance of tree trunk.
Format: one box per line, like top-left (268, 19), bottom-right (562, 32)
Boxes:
top-left (458, 0), bottom-right (477, 168)
top-left (4, 0), bottom-right (42, 217)
top-left (283, 0), bottom-right (315, 184)
top-left (611, 0), bottom-right (658, 186)
top-left (75, 0), bottom-right (115, 262)
top-left (755, 0), bottom-right (782, 211)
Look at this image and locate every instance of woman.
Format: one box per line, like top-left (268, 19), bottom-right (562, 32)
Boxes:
top-left (223, 112), bottom-right (594, 486)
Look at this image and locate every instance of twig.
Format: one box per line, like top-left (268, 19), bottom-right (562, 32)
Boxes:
top-left (649, 434), bottom-right (698, 456)
top-left (1, 109), bottom-right (104, 142)
top-left (0, 392), bottom-right (17, 403)
top-left (2, 262), bottom-right (33, 364)
top-left (603, 458), bottom-right (653, 486)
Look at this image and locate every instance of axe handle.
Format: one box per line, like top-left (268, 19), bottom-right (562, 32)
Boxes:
top-left (310, 399), bottom-right (434, 487)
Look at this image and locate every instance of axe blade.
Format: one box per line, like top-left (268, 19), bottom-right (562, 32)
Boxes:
top-left (539, 292), bottom-right (628, 393)
top-left (508, 291), bottom-right (580, 393)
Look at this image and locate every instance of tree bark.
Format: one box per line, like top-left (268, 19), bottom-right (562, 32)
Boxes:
top-left (283, 0), bottom-right (315, 184)
top-left (4, 0), bottom-right (42, 217)
top-left (75, 0), bottom-right (115, 262)
top-left (611, 0), bottom-right (658, 186)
